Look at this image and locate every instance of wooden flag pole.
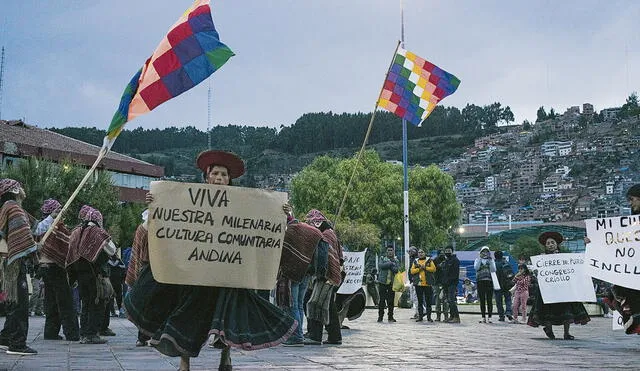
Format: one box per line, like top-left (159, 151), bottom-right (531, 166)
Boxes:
top-left (333, 40), bottom-right (402, 227)
top-left (39, 145), bottom-right (109, 246)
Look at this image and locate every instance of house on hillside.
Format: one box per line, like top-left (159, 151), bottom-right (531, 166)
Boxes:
top-left (0, 120), bottom-right (164, 202)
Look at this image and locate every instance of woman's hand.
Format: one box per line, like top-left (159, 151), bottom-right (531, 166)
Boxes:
top-left (584, 237), bottom-right (591, 244)
top-left (145, 192), bottom-right (155, 205)
top-left (282, 203), bottom-right (293, 216)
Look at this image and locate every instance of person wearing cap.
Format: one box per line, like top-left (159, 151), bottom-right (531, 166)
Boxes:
top-left (527, 231), bottom-right (590, 340)
top-left (124, 209), bottom-right (151, 347)
top-left (474, 246), bottom-right (496, 323)
top-left (433, 250), bottom-right (449, 321)
top-left (124, 150), bottom-right (296, 371)
top-left (441, 245), bottom-right (461, 323)
top-left (34, 198), bottom-right (80, 342)
top-left (600, 185), bottom-right (640, 335)
top-left (0, 179), bottom-right (39, 355)
top-left (66, 206), bottom-right (117, 344)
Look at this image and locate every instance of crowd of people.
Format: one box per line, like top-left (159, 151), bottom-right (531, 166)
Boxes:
top-left (0, 155), bottom-right (639, 370)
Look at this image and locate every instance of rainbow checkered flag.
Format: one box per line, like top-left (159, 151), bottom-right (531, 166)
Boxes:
top-left (378, 45), bottom-right (460, 126)
top-left (104, 0), bottom-right (233, 149)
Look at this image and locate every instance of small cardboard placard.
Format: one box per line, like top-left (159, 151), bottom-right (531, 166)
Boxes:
top-left (530, 253), bottom-right (596, 304)
top-left (337, 250), bottom-right (366, 295)
top-left (147, 181), bottom-right (287, 289)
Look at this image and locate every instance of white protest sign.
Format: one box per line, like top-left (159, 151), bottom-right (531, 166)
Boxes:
top-left (530, 253), bottom-right (596, 304)
top-left (584, 216), bottom-right (640, 290)
top-left (612, 311), bottom-right (624, 331)
top-left (337, 250), bottom-right (366, 294)
top-left (147, 181), bottom-right (287, 289)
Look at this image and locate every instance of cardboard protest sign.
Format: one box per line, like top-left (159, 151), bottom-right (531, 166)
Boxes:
top-left (147, 181), bottom-right (287, 289)
top-left (530, 253), bottom-right (596, 304)
top-left (613, 310), bottom-right (624, 331)
top-left (584, 216), bottom-right (640, 290)
top-left (337, 250), bottom-right (366, 294)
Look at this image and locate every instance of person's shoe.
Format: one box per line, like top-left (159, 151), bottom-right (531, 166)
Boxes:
top-left (498, 317), bottom-right (505, 322)
top-left (427, 317), bottom-right (434, 322)
top-left (80, 335), bottom-right (107, 344)
top-left (302, 338), bottom-right (322, 345)
top-left (377, 317), bottom-right (383, 323)
top-left (563, 334), bottom-right (575, 340)
top-left (415, 317), bottom-right (423, 322)
top-left (324, 340), bottom-right (342, 346)
top-left (507, 315), bottom-right (513, 321)
top-left (135, 340), bottom-right (147, 347)
top-left (66, 336), bottom-right (80, 342)
top-left (388, 317), bottom-right (397, 323)
top-left (487, 318), bottom-right (493, 323)
top-left (435, 314), bottom-right (441, 322)
top-left (282, 340), bottom-right (304, 347)
top-left (99, 328), bottom-right (116, 336)
top-left (479, 318), bottom-right (487, 323)
top-left (43, 335), bottom-right (64, 340)
top-left (449, 315), bottom-right (461, 324)
top-left (6, 345), bottom-right (38, 355)
top-left (0, 337), bottom-right (9, 350)
top-left (543, 326), bottom-right (556, 340)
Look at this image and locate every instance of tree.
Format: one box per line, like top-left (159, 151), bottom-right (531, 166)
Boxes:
top-left (290, 150), bottom-right (460, 250)
top-left (509, 236), bottom-right (542, 260)
top-left (522, 120), bottom-right (532, 131)
top-left (0, 158), bottom-right (134, 246)
top-left (335, 220), bottom-right (381, 254)
top-left (536, 106), bottom-right (548, 122)
top-left (620, 92), bottom-right (640, 118)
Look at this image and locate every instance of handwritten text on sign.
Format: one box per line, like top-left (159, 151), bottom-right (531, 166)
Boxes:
top-left (147, 181), bottom-right (287, 289)
top-left (584, 216), bottom-right (640, 290)
top-left (337, 250), bottom-right (366, 295)
top-left (530, 253), bottom-right (596, 304)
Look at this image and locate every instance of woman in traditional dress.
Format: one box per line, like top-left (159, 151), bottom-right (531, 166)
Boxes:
top-left (124, 209), bottom-right (151, 346)
top-left (124, 150), bottom-right (296, 371)
top-left (66, 206), bottom-right (116, 344)
top-left (0, 179), bottom-right (39, 355)
top-left (527, 231), bottom-right (590, 339)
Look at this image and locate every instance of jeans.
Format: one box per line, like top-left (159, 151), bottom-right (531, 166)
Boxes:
top-left (288, 276), bottom-right (309, 342)
top-left (495, 289), bottom-right (512, 319)
top-left (445, 284), bottom-right (459, 317)
top-left (415, 286), bottom-right (433, 319)
top-left (41, 264), bottom-right (80, 340)
top-left (378, 283), bottom-right (395, 319)
top-left (0, 262), bottom-right (29, 348)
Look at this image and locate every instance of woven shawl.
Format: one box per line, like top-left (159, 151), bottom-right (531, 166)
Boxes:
top-left (38, 223), bottom-right (70, 268)
top-left (0, 200), bottom-right (37, 265)
top-left (66, 224), bottom-right (111, 266)
top-left (279, 222), bottom-right (323, 282)
top-left (125, 224), bottom-right (149, 287)
top-left (322, 229), bottom-right (343, 286)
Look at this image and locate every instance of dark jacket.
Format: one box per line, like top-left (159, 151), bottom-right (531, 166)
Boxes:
top-left (377, 256), bottom-right (399, 285)
top-left (441, 254), bottom-right (460, 286)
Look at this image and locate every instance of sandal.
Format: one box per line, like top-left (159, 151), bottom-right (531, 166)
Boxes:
top-left (563, 334), bottom-right (575, 340)
top-left (543, 326), bottom-right (556, 340)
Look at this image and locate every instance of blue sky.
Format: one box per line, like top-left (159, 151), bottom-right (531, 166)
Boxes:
top-left (1, 0), bottom-right (639, 132)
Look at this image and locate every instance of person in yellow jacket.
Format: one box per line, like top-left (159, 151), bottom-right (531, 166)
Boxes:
top-left (410, 249), bottom-right (436, 322)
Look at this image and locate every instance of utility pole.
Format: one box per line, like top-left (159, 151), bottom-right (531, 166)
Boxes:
top-left (0, 47), bottom-right (5, 121)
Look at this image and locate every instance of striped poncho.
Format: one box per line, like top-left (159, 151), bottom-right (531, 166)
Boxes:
top-left (125, 223), bottom-right (149, 287)
top-left (38, 223), bottom-right (71, 268)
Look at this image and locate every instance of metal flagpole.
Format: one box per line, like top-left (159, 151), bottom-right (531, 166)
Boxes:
top-left (400, 0), bottom-right (410, 272)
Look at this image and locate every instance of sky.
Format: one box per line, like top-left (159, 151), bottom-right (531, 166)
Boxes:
top-left (1, 0), bottom-right (639, 132)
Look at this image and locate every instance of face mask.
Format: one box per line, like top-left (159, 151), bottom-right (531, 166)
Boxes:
top-left (445, 253), bottom-right (452, 258)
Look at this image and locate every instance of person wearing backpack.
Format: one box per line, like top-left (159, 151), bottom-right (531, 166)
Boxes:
top-left (494, 250), bottom-right (514, 322)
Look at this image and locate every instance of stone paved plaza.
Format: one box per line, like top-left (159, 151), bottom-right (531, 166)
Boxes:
top-left (1, 309), bottom-right (637, 370)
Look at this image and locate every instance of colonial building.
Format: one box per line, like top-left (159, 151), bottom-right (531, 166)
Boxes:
top-left (0, 120), bottom-right (163, 202)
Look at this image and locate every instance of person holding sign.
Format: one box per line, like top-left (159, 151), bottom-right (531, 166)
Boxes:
top-left (527, 232), bottom-right (590, 340)
top-left (124, 150), bottom-right (296, 371)
top-left (474, 246), bottom-right (496, 323)
top-left (0, 179), bottom-right (39, 355)
top-left (601, 184), bottom-right (640, 335)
